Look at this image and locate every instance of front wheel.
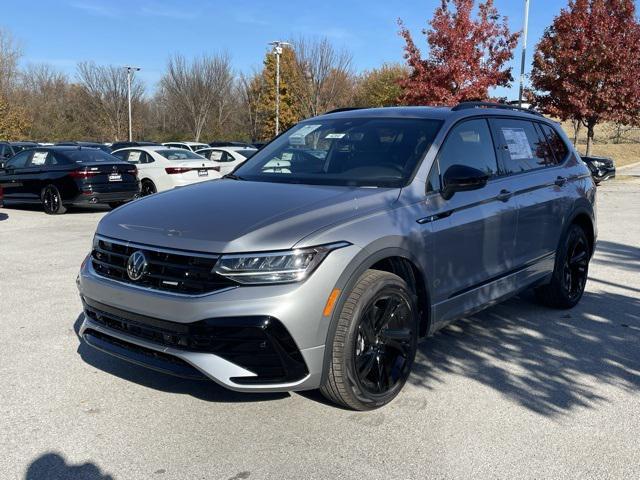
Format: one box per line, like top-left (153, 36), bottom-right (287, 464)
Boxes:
top-left (320, 270), bottom-right (418, 410)
top-left (535, 224), bottom-right (590, 309)
top-left (41, 185), bottom-right (66, 215)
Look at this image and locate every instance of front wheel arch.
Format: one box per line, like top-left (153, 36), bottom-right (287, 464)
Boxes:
top-left (319, 246), bottom-right (431, 387)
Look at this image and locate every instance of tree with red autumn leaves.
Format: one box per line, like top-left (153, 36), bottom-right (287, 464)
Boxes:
top-left (398, 0), bottom-right (519, 106)
top-left (531, 0), bottom-right (640, 156)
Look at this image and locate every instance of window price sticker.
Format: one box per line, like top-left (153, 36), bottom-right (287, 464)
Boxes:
top-left (501, 128), bottom-right (532, 160)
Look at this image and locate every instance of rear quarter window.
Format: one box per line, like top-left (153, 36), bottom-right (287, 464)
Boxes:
top-left (540, 124), bottom-right (569, 163)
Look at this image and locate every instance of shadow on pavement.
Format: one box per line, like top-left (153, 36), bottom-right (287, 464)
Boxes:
top-left (1, 203), bottom-right (110, 214)
top-left (73, 314), bottom-right (289, 404)
top-left (25, 453), bottom-right (113, 480)
top-left (411, 287), bottom-right (640, 416)
top-left (592, 240), bottom-right (640, 273)
top-left (0, 212), bottom-right (7, 221)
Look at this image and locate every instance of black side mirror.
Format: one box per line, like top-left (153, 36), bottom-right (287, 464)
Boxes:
top-left (441, 164), bottom-right (489, 200)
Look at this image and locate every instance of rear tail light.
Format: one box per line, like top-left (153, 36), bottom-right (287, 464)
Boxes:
top-left (212, 166), bottom-right (220, 172)
top-left (126, 167), bottom-right (138, 178)
top-left (69, 169), bottom-right (98, 179)
top-left (165, 167), bottom-right (192, 174)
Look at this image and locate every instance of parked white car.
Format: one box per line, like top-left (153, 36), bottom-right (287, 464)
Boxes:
top-left (162, 141), bottom-right (210, 152)
top-left (194, 146), bottom-right (257, 175)
top-left (111, 146), bottom-right (222, 196)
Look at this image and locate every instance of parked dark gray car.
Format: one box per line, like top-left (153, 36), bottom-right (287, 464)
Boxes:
top-left (77, 103), bottom-right (596, 410)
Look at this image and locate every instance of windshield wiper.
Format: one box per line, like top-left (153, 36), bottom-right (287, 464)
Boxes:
top-left (223, 173), bottom-right (245, 180)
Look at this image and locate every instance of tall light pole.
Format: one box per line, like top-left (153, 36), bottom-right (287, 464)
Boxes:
top-left (268, 41), bottom-right (291, 136)
top-left (518, 0), bottom-right (530, 107)
top-left (124, 66), bottom-right (140, 141)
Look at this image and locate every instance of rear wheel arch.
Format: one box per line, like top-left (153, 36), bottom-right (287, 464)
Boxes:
top-left (569, 211), bottom-right (595, 256)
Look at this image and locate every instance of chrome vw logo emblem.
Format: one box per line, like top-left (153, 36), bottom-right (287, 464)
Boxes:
top-left (126, 250), bottom-right (148, 281)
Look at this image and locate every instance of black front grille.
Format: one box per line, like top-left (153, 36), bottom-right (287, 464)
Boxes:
top-left (91, 237), bottom-right (236, 295)
top-left (83, 298), bottom-right (309, 384)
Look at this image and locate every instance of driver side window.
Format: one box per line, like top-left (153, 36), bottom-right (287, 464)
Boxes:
top-left (432, 119), bottom-right (498, 191)
top-left (5, 150), bottom-right (31, 169)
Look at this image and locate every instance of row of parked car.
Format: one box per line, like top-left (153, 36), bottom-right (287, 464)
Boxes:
top-left (0, 140), bottom-right (260, 214)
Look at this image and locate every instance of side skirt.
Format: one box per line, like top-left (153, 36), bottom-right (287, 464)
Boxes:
top-left (430, 253), bottom-right (555, 333)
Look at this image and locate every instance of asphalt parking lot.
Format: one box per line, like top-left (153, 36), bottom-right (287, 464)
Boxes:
top-left (1, 173), bottom-right (639, 480)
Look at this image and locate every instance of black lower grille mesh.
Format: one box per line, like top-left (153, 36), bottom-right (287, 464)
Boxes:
top-left (83, 298), bottom-right (308, 384)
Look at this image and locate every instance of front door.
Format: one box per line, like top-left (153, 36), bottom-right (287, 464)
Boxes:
top-left (0, 150), bottom-right (33, 200)
top-left (425, 118), bottom-right (519, 326)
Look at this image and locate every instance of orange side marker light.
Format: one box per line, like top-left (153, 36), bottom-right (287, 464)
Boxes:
top-left (323, 289), bottom-right (341, 317)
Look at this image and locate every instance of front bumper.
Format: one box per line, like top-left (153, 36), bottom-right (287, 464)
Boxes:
top-left (76, 243), bottom-right (361, 392)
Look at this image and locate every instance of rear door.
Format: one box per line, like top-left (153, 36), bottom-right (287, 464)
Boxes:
top-left (488, 118), bottom-right (567, 270)
top-left (427, 118), bottom-right (519, 325)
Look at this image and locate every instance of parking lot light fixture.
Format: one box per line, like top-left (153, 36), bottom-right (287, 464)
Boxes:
top-left (268, 41), bottom-right (292, 136)
top-left (124, 66), bottom-right (141, 142)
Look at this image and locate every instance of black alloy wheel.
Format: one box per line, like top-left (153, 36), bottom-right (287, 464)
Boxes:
top-left (140, 180), bottom-right (157, 197)
top-left (321, 269), bottom-right (418, 410)
top-left (354, 292), bottom-right (415, 396)
top-left (42, 185), bottom-right (66, 215)
top-left (562, 231), bottom-right (589, 303)
top-left (535, 223), bottom-right (590, 309)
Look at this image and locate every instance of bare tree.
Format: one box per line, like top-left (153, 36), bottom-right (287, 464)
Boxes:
top-left (19, 64), bottom-right (69, 139)
top-left (238, 71), bottom-right (267, 141)
top-left (76, 61), bottom-right (144, 140)
top-left (0, 28), bottom-right (23, 97)
top-left (160, 53), bottom-right (233, 141)
top-left (291, 37), bottom-right (353, 117)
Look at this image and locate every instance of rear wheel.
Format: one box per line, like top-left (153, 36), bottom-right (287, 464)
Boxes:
top-left (535, 224), bottom-right (590, 309)
top-left (321, 270), bottom-right (418, 410)
top-left (140, 179), bottom-right (156, 197)
top-left (41, 185), bottom-right (66, 215)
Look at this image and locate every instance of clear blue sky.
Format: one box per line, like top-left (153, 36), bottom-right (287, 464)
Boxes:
top-left (0, 0), bottom-right (614, 100)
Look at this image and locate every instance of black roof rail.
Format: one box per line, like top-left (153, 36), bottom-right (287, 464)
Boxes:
top-left (452, 101), bottom-right (544, 117)
top-left (324, 107), bottom-right (365, 114)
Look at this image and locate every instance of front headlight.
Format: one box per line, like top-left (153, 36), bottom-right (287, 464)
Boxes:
top-left (213, 242), bottom-right (351, 285)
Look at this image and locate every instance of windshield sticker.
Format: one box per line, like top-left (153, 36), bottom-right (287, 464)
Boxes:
top-left (501, 128), bottom-right (532, 160)
top-left (289, 124), bottom-right (321, 145)
top-left (325, 133), bottom-right (346, 139)
top-left (31, 151), bottom-right (47, 165)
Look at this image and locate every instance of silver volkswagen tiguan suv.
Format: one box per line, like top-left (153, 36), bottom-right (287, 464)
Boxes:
top-left (77, 103), bottom-right (596, 410)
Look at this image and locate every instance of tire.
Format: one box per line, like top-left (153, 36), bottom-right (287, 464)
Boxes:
top-left (41, 185), bottom-right (67, 215)
top-left (320, 269), bottom-right (418, 410)
top-left (108, 202), bottom-right (125, 209)
top-left (140, 179), bottom-right (157, 197)
top-left (535, 223), bottom-right (590, 309)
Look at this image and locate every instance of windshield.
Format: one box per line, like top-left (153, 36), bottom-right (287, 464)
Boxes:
top-left (12, 145), bottom-right (35, 154)
top-left (234, 118), bottom-right (442, 187)
top-left (157, 149), bottom-right (204, 161)
top-left (64, 150), bottom-right (121, 163)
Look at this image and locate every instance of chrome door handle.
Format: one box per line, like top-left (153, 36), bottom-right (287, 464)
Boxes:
top-left (496, 189), bottom-right (513, 202)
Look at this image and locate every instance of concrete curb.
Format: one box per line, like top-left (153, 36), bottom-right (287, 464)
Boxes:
top-left (617, 161), bottom-right (640, 172)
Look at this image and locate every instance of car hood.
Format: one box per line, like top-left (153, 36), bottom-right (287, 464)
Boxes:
top-left (97, 179), bottom-right (400, 253)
